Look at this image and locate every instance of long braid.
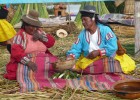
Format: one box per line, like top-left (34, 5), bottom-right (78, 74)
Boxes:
top-left (21, 21), bottom-right (31, 29)
top-left (80, 11), bottom-right (126, 55)
top-left (94, 15), bottom-right (126, 55)
top-left (95, 15), bottom-right (114, 32)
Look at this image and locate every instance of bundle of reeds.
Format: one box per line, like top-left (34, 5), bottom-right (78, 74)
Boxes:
top-left (10, 4), bottom-right (49, 26)
top-left (124, 0), bottom-right (134, 15)
top-left (7, 5), bottom-right (15, 22)
top-left (110, 24), bottom-right (135, 37)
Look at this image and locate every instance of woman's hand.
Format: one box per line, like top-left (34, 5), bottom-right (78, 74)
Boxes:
top-left (26, 61), bottom-right (37, 72)
top-left (86, 50), bottom-right (100, 59)
top-left (32, 30), bottom-right (43, 41)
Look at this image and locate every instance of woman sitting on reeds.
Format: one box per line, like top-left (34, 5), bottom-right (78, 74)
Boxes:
top-left (4, 7), bottom-right (138, 93)
top-left (55, 5), bottom-right (137, 91)
top-left (4, 10), bottom-right (66, 92)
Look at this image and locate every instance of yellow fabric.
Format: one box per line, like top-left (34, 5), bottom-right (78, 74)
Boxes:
top-left (115, 54), bottom-right (136, 74)
top-left (75, 55), bottom-right (101, 70)
top-left (74, 53), bottom-right (136, 74)
top-left (0, 19), bottom-right (16, 42)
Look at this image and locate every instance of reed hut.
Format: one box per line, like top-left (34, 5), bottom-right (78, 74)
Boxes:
top-left (115, 0), bottom-right (134, 15)
top-left (54, 3), bottom-right (67, 17)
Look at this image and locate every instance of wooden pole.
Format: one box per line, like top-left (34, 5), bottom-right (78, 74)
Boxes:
top-left (135, 0), bottom-right (140, 58)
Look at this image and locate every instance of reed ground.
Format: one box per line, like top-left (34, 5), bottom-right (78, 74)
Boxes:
top-left (0, 24), bottom-right (140, 100)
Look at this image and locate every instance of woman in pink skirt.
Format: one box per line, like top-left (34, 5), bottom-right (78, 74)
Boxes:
top-left (4, 10), bottom-right (66, 92)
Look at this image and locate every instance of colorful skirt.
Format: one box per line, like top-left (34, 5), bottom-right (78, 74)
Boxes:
top-left (17, 53), bottom-right (137, 92)
top-left (67, 57), bottom-right (137, 91)
top-left (67, 73), bottom-right (136, 91)
top-left (74, 54), bottom-right (136, 74)
top-left (17, 53), bottom-right (66, 92)
top-left (0, 19), bottom-right (16, 42)
top-left (75, 57), bottom-right (122, 74)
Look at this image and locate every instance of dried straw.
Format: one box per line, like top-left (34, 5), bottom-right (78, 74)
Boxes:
top-left (110, 24), bottom-right (135, 37)
top-left (0, 33), bottom-right (140, 100)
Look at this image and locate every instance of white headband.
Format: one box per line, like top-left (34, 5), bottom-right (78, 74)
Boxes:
top-left (92, 17), bottom-right (95, 20)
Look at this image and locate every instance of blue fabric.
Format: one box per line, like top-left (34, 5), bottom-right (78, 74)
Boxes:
top-left (66, 23), bottom-right (118, 59)
top-left (0, 0), bottom-right (114, 4)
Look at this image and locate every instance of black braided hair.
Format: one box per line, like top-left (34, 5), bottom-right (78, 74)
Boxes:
top-left (94, 14), bottom-right (114, 32)
top-left (0, 6), bottom-right (8, 19)
top-left (21, 21), bottom-right (31, 29)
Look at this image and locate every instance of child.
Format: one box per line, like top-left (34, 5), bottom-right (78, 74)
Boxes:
top-left (0, 4), bottom-right (16, 53)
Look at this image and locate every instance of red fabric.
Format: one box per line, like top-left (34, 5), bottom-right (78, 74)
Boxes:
top-left (4, 29), bottom-right (55, 80)
top-left (43, 34), bottom-right (55, 48)
top-left (4, 61), bottom-right (17, 80)
top-left (4, 44), bottom-right (26, 80)
top-left (19, 29), bottom-right (55, 49)
top-left (43, 34), bottom-right (55, 55)
top-left (11, 44), bottom-right (26, 62)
